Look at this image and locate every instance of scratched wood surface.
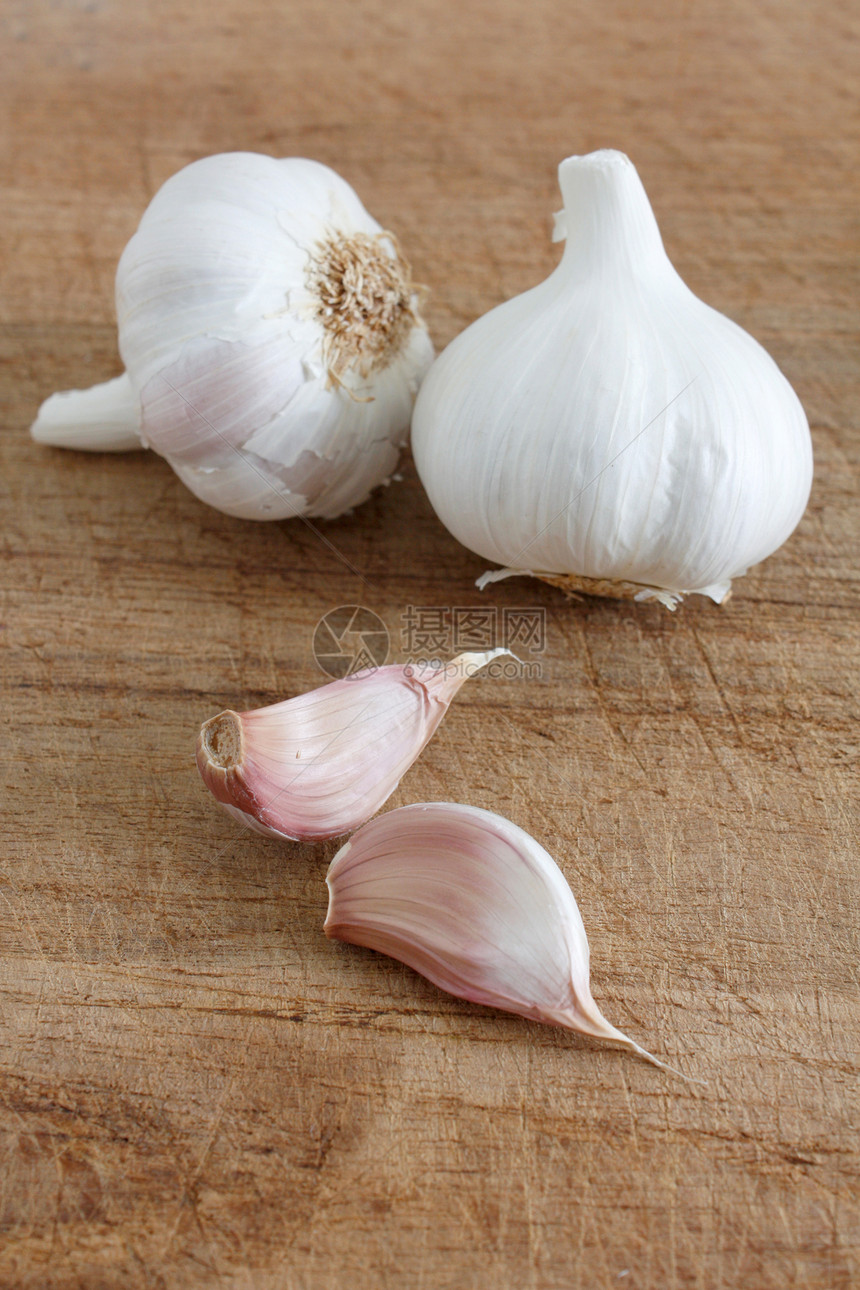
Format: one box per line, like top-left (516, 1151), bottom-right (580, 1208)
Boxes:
top-left (2, 1), bottom-right (858, 1286)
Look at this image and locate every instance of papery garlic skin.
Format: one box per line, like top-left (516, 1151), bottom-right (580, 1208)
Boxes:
top-left (197, 651), bottom-right (509, 842)
top-left (32, 153), bottom-right (434, 520)
top-left (411, 149), bottom-right (812, 606)
top-left (325, 802), bottom-right (678, 1072)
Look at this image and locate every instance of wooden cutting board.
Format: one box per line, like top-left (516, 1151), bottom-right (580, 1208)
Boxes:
top-left (2, 1), bottom-right (857, 1286)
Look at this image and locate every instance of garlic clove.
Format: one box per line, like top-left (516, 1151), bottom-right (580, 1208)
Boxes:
top-left (325, 802), bottom-right (695, 1076)
top-left (31, 372), bottom-right (142, 453)
top-left (197, 650), bottom-right (510, 842)
top-left (32, 153), bottom-right (434, 520)
top-left (411, 149), bottom-right (812, 606)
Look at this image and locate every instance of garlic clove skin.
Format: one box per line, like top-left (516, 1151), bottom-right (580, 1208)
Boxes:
top-left (196, 650), bottom-right (510, 842)
top-left (32, 153), bottom-right (434, 520)
top-left (411, 149), bottom-right (813, 605)
top-left (325, 802), bottom-right (687, 1074)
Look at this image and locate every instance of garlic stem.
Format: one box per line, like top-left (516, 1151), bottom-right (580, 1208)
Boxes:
top-left (31, 371), bottom-right (142, 452)
top-left (554, 150), bottom-right (669, 279)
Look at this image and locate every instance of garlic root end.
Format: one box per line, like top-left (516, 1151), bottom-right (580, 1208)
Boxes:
top-left (199, 711), bottom-right (244, 770)
top-left (478, 566), bottom-right (732, 610)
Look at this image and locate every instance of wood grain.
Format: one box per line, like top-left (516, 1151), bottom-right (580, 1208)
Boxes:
top-left (1, 1), bottom-right (858, 1286)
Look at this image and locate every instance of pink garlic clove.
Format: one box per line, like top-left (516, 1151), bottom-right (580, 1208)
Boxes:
top-left (325, 802), bottom-right (698, 1079)
top-left (196, 651), bottom-right (510, 843)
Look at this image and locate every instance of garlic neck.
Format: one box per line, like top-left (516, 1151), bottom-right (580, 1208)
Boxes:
top-left (555, 150), bottom-right (670, 281)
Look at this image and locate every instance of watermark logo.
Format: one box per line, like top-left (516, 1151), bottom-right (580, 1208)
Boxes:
top-left (312, 605), bottom-right (390, 678)
top-left (402, 605), bottom-right (546, 672)
top-left (313, 603), bottom-right (546, 680)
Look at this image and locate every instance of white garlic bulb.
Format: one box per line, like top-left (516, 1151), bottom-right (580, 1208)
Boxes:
top-left (32, 152), bottom-right (434, 520)
top-left (411, 150), bottom-right (813, 607)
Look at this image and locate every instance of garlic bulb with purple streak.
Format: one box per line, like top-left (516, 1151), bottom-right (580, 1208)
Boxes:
top-left (32, 152), bottom-right (434, 520)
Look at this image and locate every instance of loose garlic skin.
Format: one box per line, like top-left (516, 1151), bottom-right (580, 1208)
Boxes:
top-left (411, 150), bottom-right (813, 607)
top-left (32, 153), bottom-right (434, 520)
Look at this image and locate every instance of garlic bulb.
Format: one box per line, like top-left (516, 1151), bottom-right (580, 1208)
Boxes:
top-left (197, 650), bottom-right (508, 842)
top-left (326, 802), bottom-right (691, 1075)
top-left (411, 149), bottom-right (813, 607)
top-left (32, 152), bottom-right (434, 520)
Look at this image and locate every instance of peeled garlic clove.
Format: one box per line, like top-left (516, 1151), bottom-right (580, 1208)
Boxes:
top-left (32, 153), bottom-right (434, 520)
top-left (325, 802), bottom-right (686, 1074)
top-left (412, 149), bottom-right (813, 606)
top-left (197, 651), bottom-right (508, 842)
